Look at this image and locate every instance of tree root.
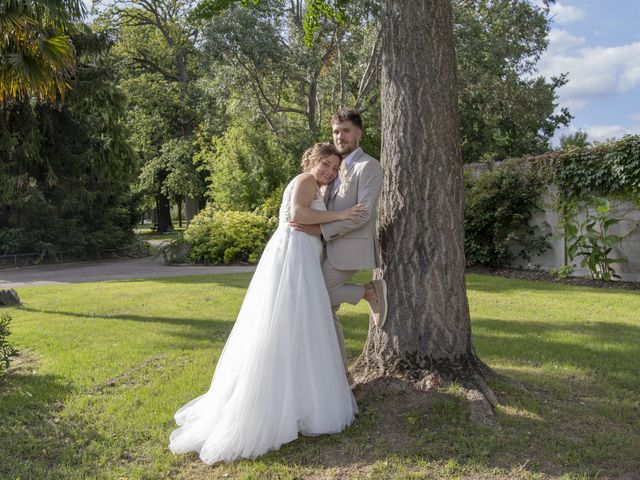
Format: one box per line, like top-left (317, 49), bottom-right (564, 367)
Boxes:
top-left (463, 372), bottom-right (497, 425)
top-left (350, 356), bottom-right (497, 425)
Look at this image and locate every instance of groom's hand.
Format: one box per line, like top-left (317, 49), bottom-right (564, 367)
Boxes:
top-left (289, 222), bottom-right (322, 236)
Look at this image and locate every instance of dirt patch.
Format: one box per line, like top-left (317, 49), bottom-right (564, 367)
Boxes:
top-left (0, 349), bottom-right (39, 392)
top-left (89, 354), bottom-right (167, 394)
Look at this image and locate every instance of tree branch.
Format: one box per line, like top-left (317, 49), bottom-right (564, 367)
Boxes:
top-left (131, 54), bottom-right (181, 81)
top-left (356, 28), bottom-right (382, 109)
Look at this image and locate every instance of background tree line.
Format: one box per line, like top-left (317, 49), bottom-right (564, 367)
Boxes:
top-left (1, 0), bottom-right (570, 256)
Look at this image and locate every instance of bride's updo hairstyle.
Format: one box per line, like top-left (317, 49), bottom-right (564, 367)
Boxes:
top-left (300, 142), bottom-right (340, 172)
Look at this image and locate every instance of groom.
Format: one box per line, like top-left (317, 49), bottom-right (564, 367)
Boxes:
top-left (292, 108), bottom-right (387, 373)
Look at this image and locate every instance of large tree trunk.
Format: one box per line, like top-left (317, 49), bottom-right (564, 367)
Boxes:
top-left (353, 0), bottom-right (492, 401)
top-left (156, 190), bottom-right (172, 233)
top-left (185, 194), bottom-right (199, 225)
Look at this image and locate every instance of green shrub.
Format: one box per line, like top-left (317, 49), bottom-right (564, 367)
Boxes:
top-left (184, 206), bottom-right (273, 264)
top-left (464, 161), bottom-right (550, 266)
top-left (0, 313), bottom-right (18, 377)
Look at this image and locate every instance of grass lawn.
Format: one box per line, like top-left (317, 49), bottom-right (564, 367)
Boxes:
top-left (1, 272), bottom-right (639, 479)
top-left (134, 223), bottom-right (187, 241)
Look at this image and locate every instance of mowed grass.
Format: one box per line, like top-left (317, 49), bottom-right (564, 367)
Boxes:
top-left (1, 272), bottom-right (639, 479)
top-left (134, 223), bottom-right (187, 241)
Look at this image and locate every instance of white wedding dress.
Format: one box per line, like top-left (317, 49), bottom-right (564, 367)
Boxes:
top-left (169, 175), bottom-right (357, 464)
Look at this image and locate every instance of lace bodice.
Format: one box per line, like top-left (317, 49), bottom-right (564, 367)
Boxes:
top-left (278, 176), bottom-right (326, 224)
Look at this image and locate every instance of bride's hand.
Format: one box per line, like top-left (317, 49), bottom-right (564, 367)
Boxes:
top-left (340, 203), bottom-right (368, 223)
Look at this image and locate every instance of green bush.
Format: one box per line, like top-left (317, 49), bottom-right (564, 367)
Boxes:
top-left (0, 313), bottom-right (18, 377)
top-left (184, 206), bottom-right (273, 264)
top-left (464, 161), bottom-right (550, 266)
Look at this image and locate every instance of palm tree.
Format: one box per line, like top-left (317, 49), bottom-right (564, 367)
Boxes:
top-left (0, 0), bottom-right (85, 103)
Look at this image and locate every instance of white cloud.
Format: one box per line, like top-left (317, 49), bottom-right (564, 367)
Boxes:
top-left (539, 41), bottom-right (640, 102)
top-left (564, 98), bottom-right (587, 110)
top-left (548, 3), bottom-right (586, 25)
top-left (584, 124), bottom-right (640, 142)
top-left (620, 64), bottom-right (640, 90)
top-left (630, 113), bottom-right (640, 121)
top-left (546, 29), bottom-right (586, 55)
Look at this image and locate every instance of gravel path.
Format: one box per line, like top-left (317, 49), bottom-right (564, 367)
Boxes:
top-left (0, 255), bottom-right (256, 289)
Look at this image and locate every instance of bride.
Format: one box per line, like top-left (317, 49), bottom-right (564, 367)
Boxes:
top-left (169, 143), bottom-right (366, 464)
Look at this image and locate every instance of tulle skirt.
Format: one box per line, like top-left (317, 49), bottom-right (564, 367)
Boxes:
top-left (169, 224), bottom-right (357, 464)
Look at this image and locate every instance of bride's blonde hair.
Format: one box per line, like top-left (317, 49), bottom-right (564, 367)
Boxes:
top-left (300, 142), bottom-right (340, 172)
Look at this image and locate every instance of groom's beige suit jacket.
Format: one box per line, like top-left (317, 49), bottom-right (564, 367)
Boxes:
top-left (321, 148), bottom-right (383, 271)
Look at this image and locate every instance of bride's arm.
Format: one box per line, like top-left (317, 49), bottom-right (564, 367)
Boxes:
top-left (290, 174), bottom-right (365, 225)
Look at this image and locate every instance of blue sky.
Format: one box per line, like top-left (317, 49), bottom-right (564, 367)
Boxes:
top-left (535, 1), bottom-right (640, 143)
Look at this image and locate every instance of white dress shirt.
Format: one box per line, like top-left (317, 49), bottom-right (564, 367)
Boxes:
top-left (331, 147), bottom-right (361, 196)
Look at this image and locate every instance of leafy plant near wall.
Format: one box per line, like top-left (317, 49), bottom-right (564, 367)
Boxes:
top-left (464, 160), bottom-right (549, 266)
top-left (561, 198), bottom-right (628, 281)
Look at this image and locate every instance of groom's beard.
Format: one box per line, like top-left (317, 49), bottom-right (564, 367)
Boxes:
top-left (337, 145), bottom-right (357, 155)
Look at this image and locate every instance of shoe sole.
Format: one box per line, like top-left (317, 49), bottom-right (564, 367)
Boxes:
top-left (370, 278), bottom-right (388, 328)
top-left (378, 278), bottom-right (388, 328)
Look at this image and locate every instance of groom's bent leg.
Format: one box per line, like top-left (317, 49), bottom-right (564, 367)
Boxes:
top-left (321, 262), bottom-right (363, 306)
top-left (321, 260), bottom-right (364, 371)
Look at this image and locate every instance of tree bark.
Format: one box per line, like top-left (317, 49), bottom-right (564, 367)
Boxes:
top-left (185, 194), bottom-right (199, 225)
top-left (156, 187), bottom-right (172, 233)
top-left (354, 0), bottom-right (491, 396)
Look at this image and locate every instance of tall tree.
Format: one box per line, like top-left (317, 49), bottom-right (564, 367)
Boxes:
top-left (559, 130), bottom-right (590, 150)
top-left (0, 27), bottom-right (137, 257)
top-left (352, 0), bottom-right (494, 410)
top-left (98, 0), bottom-right (206, 230)
top-left (197, 0), bottom-right (569, 162)
top-left (454, 0), bottom-right (571, 161)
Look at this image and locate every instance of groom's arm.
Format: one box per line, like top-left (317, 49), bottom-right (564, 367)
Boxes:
top-left (320, 160), bottom-right (382, 241)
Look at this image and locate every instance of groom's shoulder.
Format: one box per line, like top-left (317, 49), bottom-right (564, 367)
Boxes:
top-left (355, 149), bottom-right (379, 166)
top-left (357, 150), bottom-right (381, 173)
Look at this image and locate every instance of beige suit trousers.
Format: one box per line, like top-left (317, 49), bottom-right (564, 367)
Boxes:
top-left (321, 253), bottom-right (364, 371)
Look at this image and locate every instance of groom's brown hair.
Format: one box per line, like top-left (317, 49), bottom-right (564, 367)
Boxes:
top-left (331, 108), bottom-right (362, 130)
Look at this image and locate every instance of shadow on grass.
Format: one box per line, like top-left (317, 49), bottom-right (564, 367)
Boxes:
top-left (0, 354), bottom-right (104, 479)
top-left (17, 305), bottom-right (236, 349)
top-left (472, 317), bottom-right (640, 385)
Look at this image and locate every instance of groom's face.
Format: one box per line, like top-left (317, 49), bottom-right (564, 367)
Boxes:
top-left (332, 120), bottom-right (362, 156)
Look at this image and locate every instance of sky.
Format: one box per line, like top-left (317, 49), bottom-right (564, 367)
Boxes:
top-left (535, 0), bottom-right (640, 144)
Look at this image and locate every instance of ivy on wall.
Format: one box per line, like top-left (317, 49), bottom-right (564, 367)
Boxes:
top-left (530, 134), bottom-right (640, 201)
